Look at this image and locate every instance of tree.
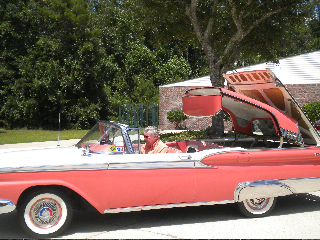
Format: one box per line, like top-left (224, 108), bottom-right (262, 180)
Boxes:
top-left (119, 40), bottom-right (193, 104)
top-left (0, 0), bottom-right (197, 129)
top-left (133, 0), bottom-right (316, 135)
top-left (308, 4), bottom-right (320, 51)
top-left (0, 0), bottom-right (43, 128)
top-left (0, 0), bottom-right (120, 129)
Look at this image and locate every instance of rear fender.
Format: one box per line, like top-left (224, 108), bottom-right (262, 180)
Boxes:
top-left (235, 180), bottom-right (292, 202)
top-left (234, 177), bottom-right (320, 202)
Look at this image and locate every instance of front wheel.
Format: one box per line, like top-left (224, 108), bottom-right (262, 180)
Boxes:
top-left (238, 197), bottom-right (276, 218)
top-left (18, 189), bottom-right (73, 238)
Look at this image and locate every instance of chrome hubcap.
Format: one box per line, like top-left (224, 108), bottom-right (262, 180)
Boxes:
top-left (30, 198), bottom-right (61, 228)
top-left (246, 198), bottom-right (269, 210)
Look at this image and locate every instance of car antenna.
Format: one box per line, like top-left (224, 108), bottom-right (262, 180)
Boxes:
top-left (57, 109), bottom-right (60, 146)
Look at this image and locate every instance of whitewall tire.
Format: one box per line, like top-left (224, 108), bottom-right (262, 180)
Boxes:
top-left (238, 197), bottom-right (277, 217)
top-left (18, 190), bottom-right (73, 238)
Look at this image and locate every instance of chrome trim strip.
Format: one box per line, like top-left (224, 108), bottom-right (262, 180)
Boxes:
top-left (104, 199), bottom-right (234, 213)
top-left (0, 163), bottom-right (111, 173)
top-left (234, 177), bottom-right (320, 202)
top-left (0, 160), bottom-right (201, 173)
top-left (108, 160), bottom-right (196, 169)
top-left (0, 199), bottom-right (16, 214)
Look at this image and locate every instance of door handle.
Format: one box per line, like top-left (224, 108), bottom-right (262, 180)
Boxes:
top-left (179, 155), bottom-right (192, 160)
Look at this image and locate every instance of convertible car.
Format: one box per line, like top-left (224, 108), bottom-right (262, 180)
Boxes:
top-left (1, 69), bottom-right (320, 238)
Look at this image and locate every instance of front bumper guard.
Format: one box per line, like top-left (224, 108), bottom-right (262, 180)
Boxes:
top-left (0, 199), bottom-right (16, 214)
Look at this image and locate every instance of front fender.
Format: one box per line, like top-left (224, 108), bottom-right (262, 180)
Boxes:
top-left (0, 179), bottom-right (104, 213)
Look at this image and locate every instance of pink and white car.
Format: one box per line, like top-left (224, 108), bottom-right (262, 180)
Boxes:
top-left (1, 69), bottom-right (320, 238)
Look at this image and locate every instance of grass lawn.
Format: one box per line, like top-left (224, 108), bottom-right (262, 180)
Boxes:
top-left (0, 129), bottom-right (89, 145)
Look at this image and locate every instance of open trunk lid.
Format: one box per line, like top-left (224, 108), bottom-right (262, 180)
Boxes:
top-left (183, 69), bottom-right (320, 146)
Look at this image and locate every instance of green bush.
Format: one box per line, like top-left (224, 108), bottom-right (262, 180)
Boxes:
top-left (160, 128), bottom-right (241, 142)
top-left (161, 128), bottom-right (212, 142)
top-left (167, 110), bottom-right (188, 129)
top-left (302, 101), bottom-right (320, 123)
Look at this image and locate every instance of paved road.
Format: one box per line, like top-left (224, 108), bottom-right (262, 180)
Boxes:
top-left (0, 139), bottom-right (80, 149)
top-left (1, 193), bottom-right (320, 239)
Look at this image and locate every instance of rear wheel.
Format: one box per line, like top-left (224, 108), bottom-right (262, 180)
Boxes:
top-left (238, 197), bottom-right (276, 217)
top-left (18, 189), bottom-right (73, 238)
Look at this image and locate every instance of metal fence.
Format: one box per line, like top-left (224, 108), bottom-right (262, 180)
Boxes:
top-left (118, 104), bottom-right (159, 128)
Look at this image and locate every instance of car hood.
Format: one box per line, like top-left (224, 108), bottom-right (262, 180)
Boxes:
top-left (0, 146), bottom-right (110, 172)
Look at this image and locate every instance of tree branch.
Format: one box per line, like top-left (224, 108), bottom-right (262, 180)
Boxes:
top-left (186, 0), bottom-right (203, 44)
top-left (219, 1), bottom-right (288, 67)
top-left (204, 0), bottom-right (218, 42)
top-left (243, 7), bottom-right (287, 37)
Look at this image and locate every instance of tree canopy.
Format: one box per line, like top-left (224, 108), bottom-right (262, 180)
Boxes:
top-left (1, 0), bottom-right (319, 130)
top-left (0, 0), bottom-right (195, 129)
top-left (135, 0), bottom-right (317, 85)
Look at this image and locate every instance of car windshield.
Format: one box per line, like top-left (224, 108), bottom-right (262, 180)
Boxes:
top-left (76, 122), bottom-right (126, 153)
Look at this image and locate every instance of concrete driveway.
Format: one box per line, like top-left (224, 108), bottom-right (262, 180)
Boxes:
top-left (0, 139), bottom-right (80, 149)
top-left (1, 193), bottom-right (320, 239)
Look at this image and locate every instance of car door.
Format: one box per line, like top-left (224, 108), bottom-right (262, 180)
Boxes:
top-left (106, 153), bottom-right (196, 210)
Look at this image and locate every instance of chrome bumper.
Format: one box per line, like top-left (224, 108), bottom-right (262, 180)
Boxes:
top-left (0, 199), bottom-right (16, 214)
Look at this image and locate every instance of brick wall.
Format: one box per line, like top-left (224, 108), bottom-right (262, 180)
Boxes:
top-left (159, 84), bottom-right (320, 131)
top-left (286, 84), bottom-right (320, 106)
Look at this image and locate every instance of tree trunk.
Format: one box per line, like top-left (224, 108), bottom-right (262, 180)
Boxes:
top-left (208, 60), bottom-right (225, 136)
top-left (200, 44), bottom-right (225, 136)
top-left (210, 111), bottom-right (224, 136)
top-left (186, 0), bottom-right (226, 136)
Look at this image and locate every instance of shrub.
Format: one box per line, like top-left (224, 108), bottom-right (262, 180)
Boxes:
top-left (160, 127), bottom-right (242, 142)
top-left (167, 110), bottom-right (188, 129)
top-left (160, 128), bottom-right (212, 142)
top-left (302, 101), bottom-right (320, 123)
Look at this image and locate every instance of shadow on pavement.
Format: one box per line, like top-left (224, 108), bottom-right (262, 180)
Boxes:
top-left (63, 193), bottom-right (320, 237)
